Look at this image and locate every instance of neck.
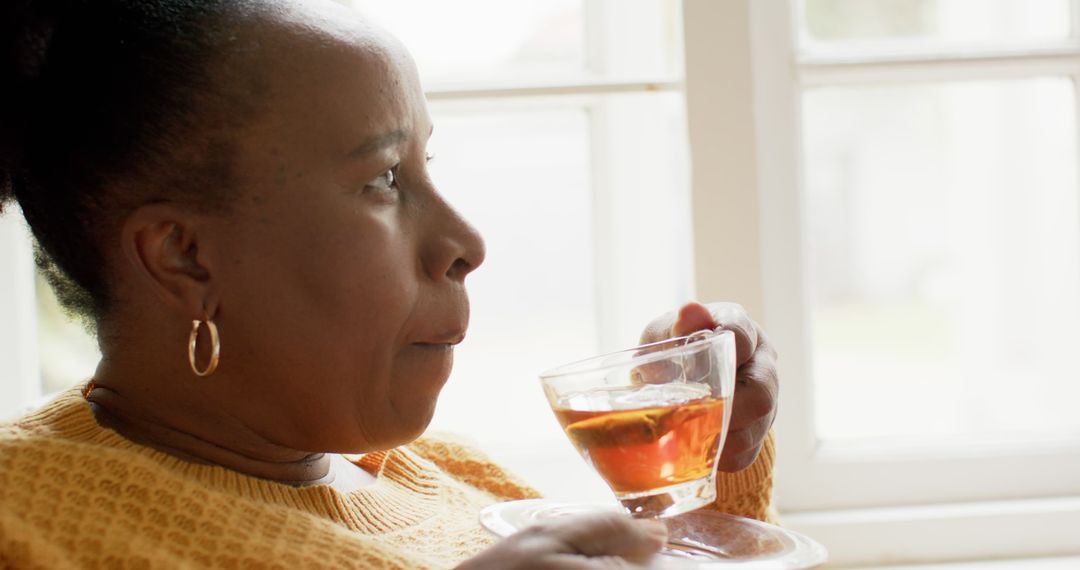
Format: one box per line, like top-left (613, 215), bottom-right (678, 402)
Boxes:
top-left (88, 360), bottom-right (333, 486)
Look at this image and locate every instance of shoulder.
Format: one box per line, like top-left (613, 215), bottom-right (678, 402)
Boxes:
top-left (0, 414), bottom-right (421, 569)
top-left (0, 398), bottom-right (85, 488)
top-left (0, 388), bottom-right (118, 491)
top-left (0, 414), bottom-right (101, 568)
top-left (406, 432), bottom-right (542, 502)
top-left (0, 407), bottom-right (142, 520)
top-left (0, 508), bottom-right (79, 568)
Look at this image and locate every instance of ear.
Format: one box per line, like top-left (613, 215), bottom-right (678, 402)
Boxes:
top-left (120, 203), bottom-right (218, 320)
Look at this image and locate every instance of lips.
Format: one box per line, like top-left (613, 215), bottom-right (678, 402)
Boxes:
top-left (411, 293), bottom-right (469, 348)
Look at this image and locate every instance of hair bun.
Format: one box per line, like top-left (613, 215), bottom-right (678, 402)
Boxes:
top-left (2, 0), bottom-right (55, 211)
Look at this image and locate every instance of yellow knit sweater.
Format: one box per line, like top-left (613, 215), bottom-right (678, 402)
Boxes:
top-left (0, 388), bottom-right (775, 569)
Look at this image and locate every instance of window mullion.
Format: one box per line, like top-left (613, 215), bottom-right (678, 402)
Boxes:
top-left (799, 47), bottom-right (1080, 87)
top-left (423, 79), bottom-right (682, 101)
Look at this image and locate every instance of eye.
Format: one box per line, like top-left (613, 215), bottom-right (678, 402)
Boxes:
top-left (365, 166), bottom-right (398, 195)
top-left (425, 152), bottom-right (436, 164)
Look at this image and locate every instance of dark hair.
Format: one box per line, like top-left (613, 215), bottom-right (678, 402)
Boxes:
top-left (0, 0), bottom-right (265, 326)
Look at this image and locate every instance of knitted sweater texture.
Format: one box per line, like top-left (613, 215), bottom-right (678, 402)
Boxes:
top-left (0, 388), bottom-right (774, 569)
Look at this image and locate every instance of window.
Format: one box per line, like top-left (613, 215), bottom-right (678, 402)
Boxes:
top-left (683, 0), bottom-right (1080, 564)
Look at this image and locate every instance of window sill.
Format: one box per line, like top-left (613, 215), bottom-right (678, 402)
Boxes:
top-left (781, 497), bottom-right (1080, 567)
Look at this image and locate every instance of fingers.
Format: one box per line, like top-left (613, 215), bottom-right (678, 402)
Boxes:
top-left (639, 308), bottom-right (680, 345)
top-left (730, 359), bottom-right (778, 431)
top-left (457, 514), bottom-right (664, 570)
top-left (536, 554), bottom-right (644, 569)
top-left (717, 413), bottom-right (773, 472)
top-left (544, 513), bottom-right (667, 561)
top-left (705, 303), bottom-right (759, 367)
top-left (720, 322), bottom-right (776, 473)
top-left (670, 302), bottom-right (716, 337)
top-left (630, 359), bottom-right (681, 385)
top-left (640, 302), bottom-right (760, 367)
top-left (639, 302), bottom-right (721, 344)
top-left (635, 301), bottom-right (778, 474)
top-left (716, 335), bottom-right (778, 472)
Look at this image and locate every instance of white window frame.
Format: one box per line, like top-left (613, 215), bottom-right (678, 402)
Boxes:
top-left (683, 0), bottom-right (1080, 565)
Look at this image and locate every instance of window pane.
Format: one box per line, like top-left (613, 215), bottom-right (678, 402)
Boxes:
top-left (352, 0), bottom-right (584, 82)
top-left (425, 93), bottom-right (693, 481)
top-left (350, 0), bottom-right (680, 84)
top-left (424, 105), bottom-right (597, 445)
top-left (803, 78), bottom-right (1080, 444)
top-left (803, 0), bottom-right (1070, 45)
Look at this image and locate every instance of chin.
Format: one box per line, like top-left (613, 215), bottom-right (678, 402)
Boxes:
top-left (350, 397), bottom-right (439, 452)
top-left (394, 400), bottom-right (439, 444)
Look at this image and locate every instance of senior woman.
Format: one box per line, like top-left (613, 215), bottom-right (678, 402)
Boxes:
top-left (0, 0), bottom-right (779, 568)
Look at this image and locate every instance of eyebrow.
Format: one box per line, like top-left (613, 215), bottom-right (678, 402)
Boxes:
top-left (347, 129), bottom-right (407, 159)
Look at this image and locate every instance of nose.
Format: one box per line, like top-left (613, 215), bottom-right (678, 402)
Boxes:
top-left (421, 192), bottom-right (486, 282)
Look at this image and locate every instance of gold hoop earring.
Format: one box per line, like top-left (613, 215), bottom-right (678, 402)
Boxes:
top-left (188, 317), bottom-right (220, 377)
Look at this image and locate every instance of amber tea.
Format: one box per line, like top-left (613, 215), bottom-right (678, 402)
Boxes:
top-left (553, 384), bottom-right (727, 495)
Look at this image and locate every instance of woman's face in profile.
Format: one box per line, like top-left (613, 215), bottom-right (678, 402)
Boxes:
top-left (201, 3), bottom-right (485, 454)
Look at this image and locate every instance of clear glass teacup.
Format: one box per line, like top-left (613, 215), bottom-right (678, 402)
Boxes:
top-left (540, 330), bottom-right (736, 518)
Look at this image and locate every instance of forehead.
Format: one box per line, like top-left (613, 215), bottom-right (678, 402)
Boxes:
top-left (232, 2), bottom-right (427, 156)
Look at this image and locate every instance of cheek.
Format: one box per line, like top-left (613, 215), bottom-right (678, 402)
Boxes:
top-left (224, 222), bottom-right (412, 352)
top-left (273, 203), bottom-right (414, 333)
top-left (212, 199), bottom-right (424, 448)
top-left (283, 215), bottom-right (418, 383)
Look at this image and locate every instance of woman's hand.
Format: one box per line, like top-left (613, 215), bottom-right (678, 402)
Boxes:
top-left (640, 302), bottom-right (778, 472)
top-left (457, 513), bottom-right (667, 569)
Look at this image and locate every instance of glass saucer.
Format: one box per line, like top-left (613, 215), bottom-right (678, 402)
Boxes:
top-left (479, 499), bottom-right (827, 569)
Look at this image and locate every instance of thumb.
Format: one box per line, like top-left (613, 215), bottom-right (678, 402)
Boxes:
top-left (671, 302), bottom-right (717, 337)
top-left (549, 514), bottom-right (667, 562)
